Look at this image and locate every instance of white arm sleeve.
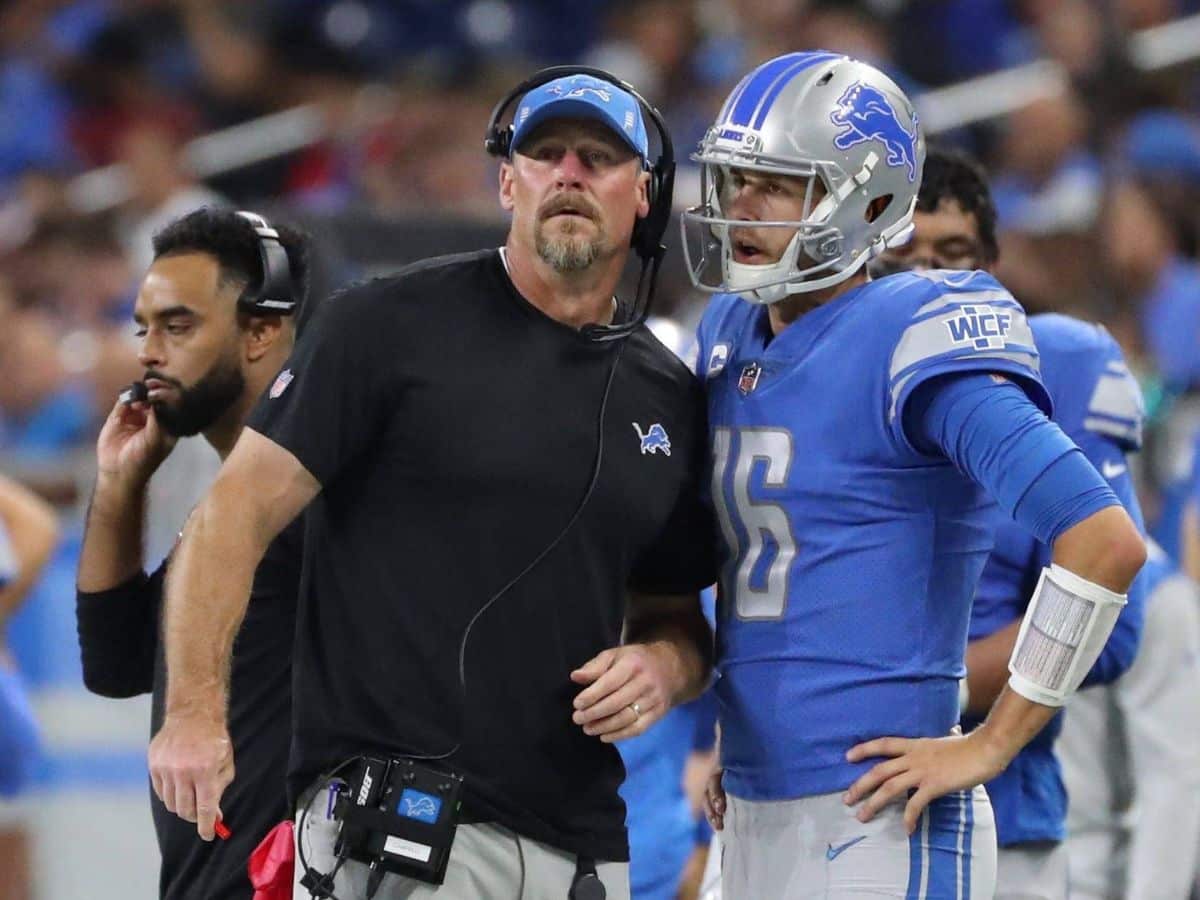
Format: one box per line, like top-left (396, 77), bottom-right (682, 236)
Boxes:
top-left (1008, 564), bottom-right (1127, 707)
top-left (1116, 573), bottom-right (1200, 900)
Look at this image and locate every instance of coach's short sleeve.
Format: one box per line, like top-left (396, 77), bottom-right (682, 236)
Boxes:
top-left (247, 281), bottom-right (405, 486)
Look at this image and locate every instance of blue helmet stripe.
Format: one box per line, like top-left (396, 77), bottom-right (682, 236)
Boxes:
top-left (718, 72), bottom-right (755, 126)
top-left (725, 52), bottom-right (840, 128)
top-left (727, 52), bottom-right (818, 127)
top-left (752, 51), bottom-right (842, 129)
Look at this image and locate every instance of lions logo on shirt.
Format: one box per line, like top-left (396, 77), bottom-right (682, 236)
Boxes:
top-left (633, 422), bottom-right (671, 456)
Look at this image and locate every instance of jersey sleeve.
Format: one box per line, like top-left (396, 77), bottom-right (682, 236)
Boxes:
top-left (246, 281), bottom-right (408, 486)
top-left (887, 280), bottom-right (1050, 450)
top-left (1080, 343), bottom-right (1144, 453)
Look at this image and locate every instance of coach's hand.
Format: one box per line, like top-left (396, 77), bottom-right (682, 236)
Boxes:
top-left (148, 711), bottom-right (234, 841)
top-left (842, 730), bottom-right (1007, 834)
top-left (702, 765), bottom-right (726, 831)
top-left (570, 642), bottom-right (682, 742)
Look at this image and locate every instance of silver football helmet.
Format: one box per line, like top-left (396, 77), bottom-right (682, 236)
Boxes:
top-left (681, 52), bottom-right (925, 303)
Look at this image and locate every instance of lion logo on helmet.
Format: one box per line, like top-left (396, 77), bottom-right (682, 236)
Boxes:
top-left (829, 82), bottom-right (918, 182)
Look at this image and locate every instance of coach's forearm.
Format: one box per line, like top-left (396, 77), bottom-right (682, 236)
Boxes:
top-left (162, 477), bottom-right (272, 718)
top-left (626, 594), bottom-right (713, 704)
top-left (162, 430), bottom-right (319, 718)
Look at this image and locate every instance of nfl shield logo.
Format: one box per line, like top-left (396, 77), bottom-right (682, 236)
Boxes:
top-left (269, 369), bottom-right (294, 399)
top-left (738, 362), bottom-right (761, 395)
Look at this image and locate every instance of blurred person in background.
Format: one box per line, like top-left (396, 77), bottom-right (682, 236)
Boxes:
top-left (620, 692), bottom-right (717, 900)
top-left (879, 146), bottom-right (1148, 900)
top-left (0, 277), bottom-right (95, 465)
top-left (76, 206), bottom-right (309, 900)
top-left (115, 119), bottom-right (224, 277)
top-left (1102, 176), bottom-right (1200, 555)
top-left (1057, 539), bottom-right (1200, 900)
top-left (1104, 178), bottom-right (1200, 394)
top-left (0, 473), bottom-right (59, 900)
top-left (619, 585), bottom-right (718, 900)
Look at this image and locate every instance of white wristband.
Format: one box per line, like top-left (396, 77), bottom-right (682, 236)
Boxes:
top-left (1007, 564), bottom-right (1127, 707)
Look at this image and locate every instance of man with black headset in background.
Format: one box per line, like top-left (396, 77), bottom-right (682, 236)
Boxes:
top-left (147, 68), bottom-right (716, 900)
top-left (76, 207), bottom-right (309, 898)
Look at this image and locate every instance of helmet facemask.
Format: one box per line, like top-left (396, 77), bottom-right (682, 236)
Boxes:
top-left (682, 152), bottom-right (914, 304)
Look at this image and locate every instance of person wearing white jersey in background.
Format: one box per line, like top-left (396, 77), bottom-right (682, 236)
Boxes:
top-left (1058, 542), bottom-right (1200, 900)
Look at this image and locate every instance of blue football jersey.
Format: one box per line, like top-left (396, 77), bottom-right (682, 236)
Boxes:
top-left (965, 313), bottom-right (1146, 845)
top-left (696, 269), bottom-right (1049, 801)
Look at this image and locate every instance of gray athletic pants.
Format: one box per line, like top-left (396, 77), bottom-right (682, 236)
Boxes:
top-left (292, 779), bottom-right (630, 900)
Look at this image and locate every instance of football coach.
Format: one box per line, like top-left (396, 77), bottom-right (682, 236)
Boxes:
top-left (148, 67), bottom-right (715, 900)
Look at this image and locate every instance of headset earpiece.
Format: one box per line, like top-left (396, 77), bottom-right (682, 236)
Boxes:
top-left (234, 211), bottom-right (297, 315)
top-left (483, 126), bottom-right (510, 160)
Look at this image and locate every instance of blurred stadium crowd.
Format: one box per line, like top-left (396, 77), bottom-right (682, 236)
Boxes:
top-left (4, 0), bottom-right (1200, 897)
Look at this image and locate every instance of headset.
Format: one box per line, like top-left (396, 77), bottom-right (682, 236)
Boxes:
top-left (234, 210), bottom-right (297, 315)
top-left (484, 65), bottom-right (676, 342)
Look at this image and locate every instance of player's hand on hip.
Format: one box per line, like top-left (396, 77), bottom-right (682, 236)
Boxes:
top-left (148, 711), bottom-right (234, 841)
top-left (97, 395), bottom-right (175, 488)
top-left (842, 731), bottom-right (1006, 834)
top-left (569, 643), bottom-right (679, 742)
top-left (702, 765), bottom-right (726, 831)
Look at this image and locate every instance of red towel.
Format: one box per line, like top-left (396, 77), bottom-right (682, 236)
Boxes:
top-left (249, 820), bottom-right (295, 900)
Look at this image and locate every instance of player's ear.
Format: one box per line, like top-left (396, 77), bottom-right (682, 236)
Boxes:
top-left (635, 169), bottom-right (650, 219)
top-left (241, 312), bottom-right (285, 363)
top-left (498, 160), bottom-right (515, 212)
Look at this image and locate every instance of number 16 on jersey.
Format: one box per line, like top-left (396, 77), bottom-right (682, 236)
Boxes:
top-left (711, 427), bottom-right (797, 621)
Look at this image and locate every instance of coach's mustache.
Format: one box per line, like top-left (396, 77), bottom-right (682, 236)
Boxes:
top-left (539, 194), bottom-right (599, 222)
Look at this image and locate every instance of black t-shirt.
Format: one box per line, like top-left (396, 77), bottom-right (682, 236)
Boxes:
top-left (76, 516), bottom-right (303, 899)
top-left (246, 249), bottom-right (715, 861)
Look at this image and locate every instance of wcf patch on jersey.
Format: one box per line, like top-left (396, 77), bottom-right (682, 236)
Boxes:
top-left (945, 305), bottom-right (1012, 351)
top-left (269, 368), bottom-right (294, 399)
